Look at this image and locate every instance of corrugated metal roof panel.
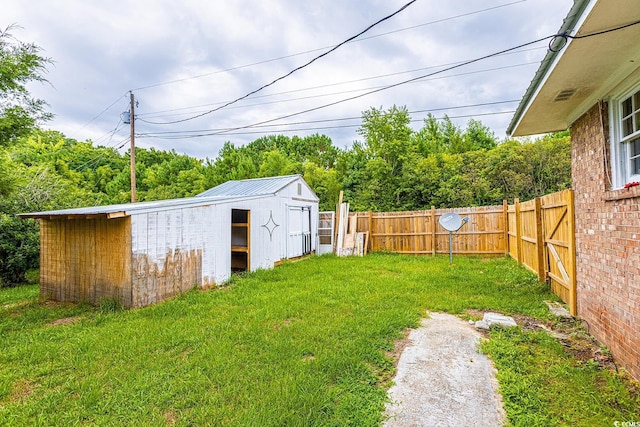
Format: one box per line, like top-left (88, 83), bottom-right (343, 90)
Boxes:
top-left (19, 194), bottom-right (259, 219)
top-left (19, 175), bottom-right (311, 219)
top-left (197, 175), bottom-right (300, 198)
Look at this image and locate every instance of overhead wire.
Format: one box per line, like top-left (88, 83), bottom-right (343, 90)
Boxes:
top-left (137, 100), bottom-right (520, 137)
top-left (548, 18), bottom-right (640, 52)
top-left (73, 117), bottom-right (129, 171)
top-left (77, 7), bottom-right (640, 155)
top-left (136, 59), bottom-right (539, 121)
top-left (185, 18), bottom-right (640, 139)
top-left (131, 0), bottom-right (527, 93)
top-left (140, 0), bottom-right (418, 125)
top-left (176, 38), bottom-right (554, 138)
top-left (137, 111), bottom-right (515, 139)
top-left (68, 92), bottom-right (129, 139)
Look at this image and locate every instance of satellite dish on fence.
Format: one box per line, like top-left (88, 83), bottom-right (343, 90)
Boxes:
top-left (438, 213), bottom-right (469, 265)
top-left (439, 213), bottom-right (465, 232)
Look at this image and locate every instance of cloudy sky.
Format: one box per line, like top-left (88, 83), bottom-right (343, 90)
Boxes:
top-left (4, 0), bottom-right (572, 159)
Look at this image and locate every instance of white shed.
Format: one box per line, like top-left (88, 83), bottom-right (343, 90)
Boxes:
top-left (20, 175), bottom-right (319, 308)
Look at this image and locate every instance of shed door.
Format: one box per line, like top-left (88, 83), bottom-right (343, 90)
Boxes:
top-left (288, 206), bottom-right (312, 258)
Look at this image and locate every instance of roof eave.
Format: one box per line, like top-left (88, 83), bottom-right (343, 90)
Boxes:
top-left (507, 0), bottom-right (593, 137)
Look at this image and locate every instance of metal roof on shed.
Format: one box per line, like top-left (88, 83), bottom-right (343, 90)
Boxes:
top-left (18, 194), bottom-right (258, 219)
top-left (19, 175), bottom-right (312, 220)
top-left (197, 175), bottom-right (301, 198)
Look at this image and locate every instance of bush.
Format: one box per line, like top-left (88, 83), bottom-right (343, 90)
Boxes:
top-left (0, 213), bottom-right (39, 287)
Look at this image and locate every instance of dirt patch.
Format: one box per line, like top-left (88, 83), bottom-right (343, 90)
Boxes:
top-left (7, 379), bottom-right (39, 403)
top-left (48, 316), bottom-right (82, 326)
top-left (272, 317), bottom-right (300, 331)
top-left (2, 301), bottom-right (30, 311)
top-left (164, 409), bottom-right (177, 425)
top-left (386, 328), bottom-right (414, 369)
top-left (464, 309), bottom-right (618, 371)
top-left (549, 318), bottom-right (618, 370)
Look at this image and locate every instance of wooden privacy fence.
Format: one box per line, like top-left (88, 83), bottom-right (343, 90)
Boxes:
top-left (353, 205), bottom-right (508, 256)
top-left (507, 189), bottom-right (576, 314)
top-left (346, 189), bottom-right (576, 314)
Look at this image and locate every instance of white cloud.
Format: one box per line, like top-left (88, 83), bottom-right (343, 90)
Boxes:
top-left (3, 0), bottom-right (573, 158)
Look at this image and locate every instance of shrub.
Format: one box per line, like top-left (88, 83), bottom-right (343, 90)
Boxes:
top-left (0, 213), bottom-right (39, 287)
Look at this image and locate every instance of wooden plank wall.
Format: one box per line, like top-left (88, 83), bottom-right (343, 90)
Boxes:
top-left (40, 217), bottom-right (132, 306)
top-left (541, 190), bottom-right (576, 315)
top-left (354, 204), bottom-right (508, 255)
top-left (505, 190), bottom-right (576, 314)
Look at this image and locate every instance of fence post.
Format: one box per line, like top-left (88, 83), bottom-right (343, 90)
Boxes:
top-left (368, 210), bottom-right (373, 253)
top-left (514, 198), bottom-right (522, 264)
top-left (430, 206), bottom-right (436, 256)
top-left (535, 197), bottom-right (545, 281)
top-left (503, 200), bottom-right (509, 255)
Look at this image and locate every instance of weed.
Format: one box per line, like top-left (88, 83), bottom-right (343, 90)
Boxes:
top-left (98, 297), bottom-right (123, 313)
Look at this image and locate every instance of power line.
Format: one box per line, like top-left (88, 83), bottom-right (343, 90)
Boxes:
top-left (201, 19), bottom-right (640, 138)
top-left (131, 0), bottom-right (527, 93)
top-left (549, 18), bottom-right (640, 52)
top-left (68, 92), bottom-right (129, 139)
top-left (137, 100), bottom-right (520, 137)
top-left (137, 111), bottom-right (515, 139)
top-left (139, 0), bottom-right (417, 125)
top-left (136, 61), bottom-right (537, 122)
top-left (197, 39), bottom-right (553, 138)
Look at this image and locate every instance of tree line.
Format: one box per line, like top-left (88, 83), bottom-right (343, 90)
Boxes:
top-left (0, 27), bottom-right (571, 286)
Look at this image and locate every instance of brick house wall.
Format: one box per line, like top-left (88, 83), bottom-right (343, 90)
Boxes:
top-left (571, 102), bottom-right (640, 380)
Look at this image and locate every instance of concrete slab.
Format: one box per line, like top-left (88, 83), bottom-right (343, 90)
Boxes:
top-left (481, 312), bottom-right (518, 328)
top-left (384, 312), bottom-right (505, 427)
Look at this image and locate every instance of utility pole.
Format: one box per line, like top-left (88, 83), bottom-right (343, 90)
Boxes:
top-left (129, 91), bottom-right (136, 203)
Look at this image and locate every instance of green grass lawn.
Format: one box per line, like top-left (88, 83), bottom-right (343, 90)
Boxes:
top-left (1, 254), bottom-right (638, 426)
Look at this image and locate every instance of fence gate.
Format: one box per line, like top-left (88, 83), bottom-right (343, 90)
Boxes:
top-left (541, 190), bottom-right (577, 314)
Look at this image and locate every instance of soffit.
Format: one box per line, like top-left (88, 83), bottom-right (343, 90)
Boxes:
top-left (511, 0), bottom-right (640, 136)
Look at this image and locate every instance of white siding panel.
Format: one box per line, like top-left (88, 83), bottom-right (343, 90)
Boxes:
top-left (131, 214), bottom-right (148, 254)
top-left (128, 179), bottom-right (318, 306)
top-left (147, 212), bottom-right (158, 263)
top-left (202, 205), bottom-right (223, 285)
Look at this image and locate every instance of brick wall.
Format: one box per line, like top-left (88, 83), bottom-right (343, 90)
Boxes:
top-left (571, 102), bottom-right (640, 380)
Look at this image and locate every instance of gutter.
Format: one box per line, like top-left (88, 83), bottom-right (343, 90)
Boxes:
top-left (506, 0), bottom-right (592, 137)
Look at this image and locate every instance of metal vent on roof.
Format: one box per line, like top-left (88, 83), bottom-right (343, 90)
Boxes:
top-left (554, 88), bottom-right (577, 102)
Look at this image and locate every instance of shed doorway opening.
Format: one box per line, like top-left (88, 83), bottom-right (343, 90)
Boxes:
top-left (231, 209), bottom-right (250, 272)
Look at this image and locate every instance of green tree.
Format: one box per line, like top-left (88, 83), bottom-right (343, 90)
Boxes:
top-left (0, 25), bottom-right (52, 146)
top-left (523, 132), bottom-right (571, 196)
top-left (0, 213), bottom-right (39, 286)
top-left (258, 149), bottom-right (296, 177)
top-left (356, 106), bottom-right (417, 210)
top-left (464, 119), bottom-right (497, 151)
top-left (302, 161), bottom-right (341, 211)
top-left (414, 114), bottom-right (446, 156)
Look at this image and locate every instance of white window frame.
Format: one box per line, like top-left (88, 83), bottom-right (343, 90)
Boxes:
top-left (610, 84), bottom-right (640, 188)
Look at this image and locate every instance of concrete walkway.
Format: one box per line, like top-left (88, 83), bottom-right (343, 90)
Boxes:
top-left (384, 312), bottom-right (506, 427)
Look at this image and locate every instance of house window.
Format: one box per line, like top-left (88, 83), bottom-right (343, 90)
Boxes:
top-left (611, 86), bottom-right (640, 187)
